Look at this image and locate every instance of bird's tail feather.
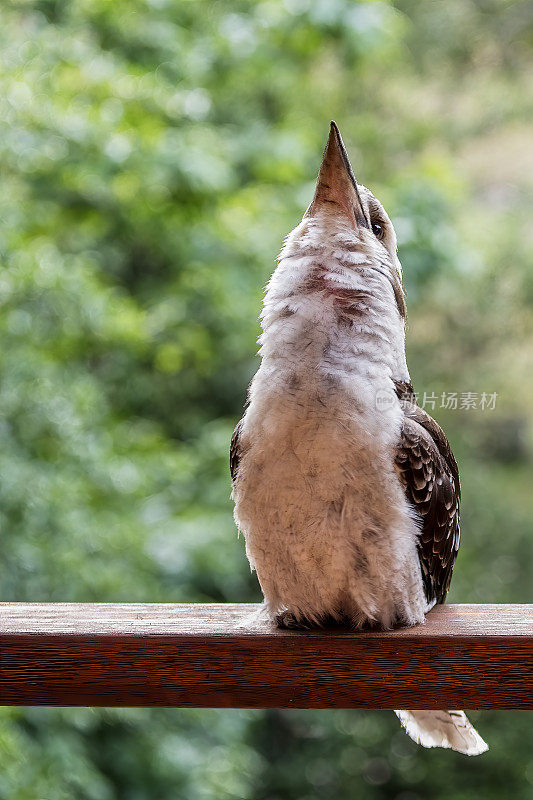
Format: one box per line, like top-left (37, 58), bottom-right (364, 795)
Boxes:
top-left (395, 710), bottom-right (488, 755)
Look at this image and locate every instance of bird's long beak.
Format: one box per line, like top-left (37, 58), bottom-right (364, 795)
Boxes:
top-left (305, 121), bottom-right (369, 229)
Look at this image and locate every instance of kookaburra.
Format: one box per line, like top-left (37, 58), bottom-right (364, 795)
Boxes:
top-left (230, 122), bottom-right (488, 755)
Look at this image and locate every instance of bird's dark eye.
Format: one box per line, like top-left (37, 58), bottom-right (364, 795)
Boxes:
top-left (371, 220), bottom-right (384, 239)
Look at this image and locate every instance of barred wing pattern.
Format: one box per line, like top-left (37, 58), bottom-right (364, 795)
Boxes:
top-left (395, 386), bottom-right (461, 604)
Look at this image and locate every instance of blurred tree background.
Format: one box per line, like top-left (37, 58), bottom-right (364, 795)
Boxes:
top-left (0, 0), bottom-right (532, 797)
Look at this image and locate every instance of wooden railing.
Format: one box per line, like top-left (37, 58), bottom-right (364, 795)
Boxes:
top-left (1, 603), bottom-right (532, 708)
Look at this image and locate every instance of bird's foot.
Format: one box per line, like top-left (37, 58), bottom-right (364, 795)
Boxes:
top-left (274, 610), bottom-right (313, 630)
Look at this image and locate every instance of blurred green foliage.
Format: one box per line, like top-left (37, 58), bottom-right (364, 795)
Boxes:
top-left (0, 0), bottom-right (532, 797)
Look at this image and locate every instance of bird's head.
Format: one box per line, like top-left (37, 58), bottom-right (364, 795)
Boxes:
top-left (269, 122), bottom-right (406, 322)
top-left (306, 122), bottom-right (401, 279)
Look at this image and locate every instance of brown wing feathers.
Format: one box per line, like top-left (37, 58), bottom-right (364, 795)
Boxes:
top-left (394, 382), bottom-right (461, 604)
top-left (229, 418), bottom-right (243, 484)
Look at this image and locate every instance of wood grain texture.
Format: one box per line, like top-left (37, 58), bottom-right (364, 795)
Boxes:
top-left (1, 603), bottom-right (532, 709)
